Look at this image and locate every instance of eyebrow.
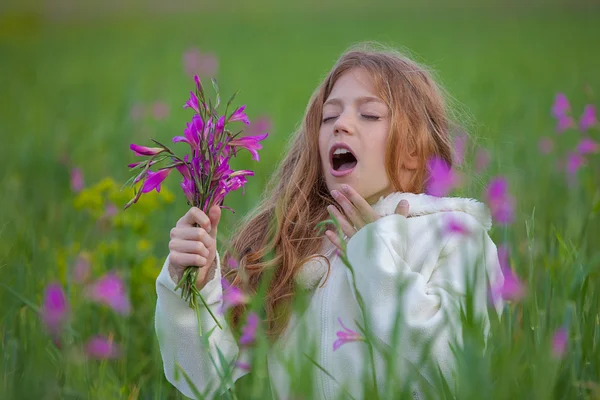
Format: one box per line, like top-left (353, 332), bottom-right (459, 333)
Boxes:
top-left (323, 96), bottom-right (385, 107)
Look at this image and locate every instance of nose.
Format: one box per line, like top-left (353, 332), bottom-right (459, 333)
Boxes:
top-left (333, 112), bottom-right (353, 136)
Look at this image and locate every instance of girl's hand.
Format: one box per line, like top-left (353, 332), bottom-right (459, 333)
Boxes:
top-left (324, 184), bottom-right (410, 252)
top-left (168, 205), bottom-right (221, 289)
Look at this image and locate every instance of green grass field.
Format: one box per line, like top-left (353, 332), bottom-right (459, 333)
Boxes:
top-left (1, 3), bottom-right (599, 399)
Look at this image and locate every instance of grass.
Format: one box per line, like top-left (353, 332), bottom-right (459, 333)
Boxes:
top-left (0, 4), bottom-right (599, 399)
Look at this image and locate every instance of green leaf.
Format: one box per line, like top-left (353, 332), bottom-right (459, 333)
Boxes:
top-left (175, 362), bottom-right (205, 400)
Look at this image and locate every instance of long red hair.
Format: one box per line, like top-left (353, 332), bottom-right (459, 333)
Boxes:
top-left (224, 43), bottom-right (454, 339)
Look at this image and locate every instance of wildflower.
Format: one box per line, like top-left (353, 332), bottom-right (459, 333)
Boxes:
top-left (85, 335), bottom-right (120, 359)
top-left (183, 91), bottom-right (200, 114)
top-left (426, 156), bottom-right (459, 197)
top-left (551, 93), bottom-right (570, 118)
top-left (453, 133), bottom-right (468, 165)
top-left (229, 133), bottom-right (268, 161)
top-left (333, 318), bottom-right (365, 351)
top-left (40, 283), bottom-right (69, 338)
top-left (72, 252), bottom-right (91, 284)
top-left (141, 169), bottom-right (173, 194)
top-left (490, 245), bottom-right (526, 302)
top-left (475, 148), bottom-right (490, 173)
top-left (85, 272), bottom-right (131, 315)
top-left (576, 138), bottom-right (599, 154)
top-left (485, 177), bottom-right (515, 225)
top-left (151, 102), bottom-right (169, 120)
top-left (566, 152), bottom-right (584, 176)
top-left (247, 115), bottom-right (272, 136)
top-left (551, 327), bottom-right (568, 358)
top-left (130, 143), bottom-right (165, 157)
top-left (240, 312), bottom-right (259, 346)
top-left (579, 105), bottom-right (597, 131)
top-left (220, 278), bottom-right (249, 314)
top-left (229, 105), bottom-right (250, 126)
top-left (70, 168), bottom-right (84, 193)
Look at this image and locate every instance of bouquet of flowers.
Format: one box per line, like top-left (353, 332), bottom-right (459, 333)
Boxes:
top-left (124, 75), bottom-right (268, 328)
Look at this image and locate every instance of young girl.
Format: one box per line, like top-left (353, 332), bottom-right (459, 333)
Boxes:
top-left (155, 44), bottom-right (504, 399)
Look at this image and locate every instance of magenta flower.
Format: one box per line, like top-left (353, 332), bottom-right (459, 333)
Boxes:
top-left (152, 102), bottom-right (170, 120)
top-left (228, 133), bottom-right (268, 161)
top-left (551, 93), bottom-right (570, 118)
top-left (453, 133), bottom-right (468, 165)
top-left (579, 105), bottom-right (597, 131)
top-left (240, 312), bottom-right (259, 346)
top-left (538, 137), bottom-right (554, 154)
top-left (220, 278), bottom-right (249, 314)
top-left (566, 152), bottom-right (585, 176)
top-left (40, 283), bottom-right (69, 338)
top-left (576, 138), bottom-right (599, 154)
top-left (235, 361), bottom-right (251, 372)
top-left (475, 148), bottom-right (490, 173)
top-left (173, 115), bottom-right (204, 151)
top-left (556, 115), bottom-right (574, 133)
top-left (85, 335), bottom-right (120, 360)
top-left (183, 48), bottom-right (218, 77)
top-left (72, 252), bottom-right (91, 284)
top-left (229, 105), bottom-right (251, 126)
top-left (333, 318), bottom-right (365, 351)
top-left (85, 272), bottom-right (131, 315)
top-left (551, 327), bottom-right (568, 358)
top-left (224, 255), bottom-right (239, 270)
top-left (141, 169), bottom-right (172, 194)
top-left (426, 156), bottom-right (459, 197)
top-left (183, 91), bottom-right (200, 114)
top-left (247, 115), bottom-right (273, 136)
top-left (490, 245), bottom-right (525, 303)
top-left (485, 177), bottom-right (515, 225)
top-left (70, 167), bottom-right (84, 193)
top-left (130, 143), bottom-right (164, 157)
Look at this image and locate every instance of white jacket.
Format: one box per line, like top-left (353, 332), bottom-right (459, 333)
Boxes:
top-left (155, 192), bottom-right (504, 399)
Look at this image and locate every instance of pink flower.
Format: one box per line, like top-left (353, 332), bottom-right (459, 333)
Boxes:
top-left (579, 105), bottom-right (597, 131)
top-left (490, 245), bottom-right (526, 303)
top-left (183, 91), bottom-right (200, 114)
top-left (485, 177), bottom-right (515, 225)
top-left (104, 203), bottom-right (118, 218)
top-left (576, 138), bottom-right (599, 154)
top-left (426, 156), bottom-right (459, 197)
top-left (85, 272), bottom-right (131, 315)
top-left (72, 252), bottom-right (91, 284)
top-left (239, 312), bottom-right (259, 346)
top-left (538, 137), bottom-right (554, 154)
top-left (556, 115), bottom-right (574, 133)
top-left (224, 255), bottom-right (239, 270)
top-left (551, 327), bottom-right (568, 358)
top-left (220, 278), bottom-right (249, 314)
top-left (235, 361), bottom-right (251, 372)
top-left (453, 133), bottom-right (468, 165)
top-left (70, 167), bottom-right (84, 193)
top-left (333, 318), bottom-right (365, 351)
top-left (173, 115), bottom-right (204, 151)
top-left (551, 93), bottom-right (570, 118)
top-left (129, 143), bottom-right (164, 156)
top-left (141, 168), bottom-right (172, 194)
top-left (566, 152), bottom-right (584, 176)
top-left (228, 133), bottom-right (268, 161)
top-left (85, 335), bottom-right (120, 359)
top-left (183, 48), bottom-right (218, 77)
top-left (247, 115), bottom-right (272, 136)
top-left (40, 283), bottom-right (69, 338)
top-left (129, 104), bottom-right (145, 121)
top-left (229, 105), bottom-right (251, 126)
top-left (151, 102), bottom-right (170, 121)
top-left (475, 148), bottom-right (490, 173)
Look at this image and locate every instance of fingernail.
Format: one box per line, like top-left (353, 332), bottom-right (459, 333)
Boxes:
top-left (331, 190), bottom-right (339, 198)
top-left (341, 184), bottom-right (349, 193)
top-left (400, 200), bottom-right (409, 207)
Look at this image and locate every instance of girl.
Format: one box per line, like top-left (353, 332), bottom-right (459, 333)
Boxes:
top-left (155, 43), bottom-right (504, 399)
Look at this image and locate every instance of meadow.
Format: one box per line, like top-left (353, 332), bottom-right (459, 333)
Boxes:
top-left (1, 2), bottom-right (599, 399)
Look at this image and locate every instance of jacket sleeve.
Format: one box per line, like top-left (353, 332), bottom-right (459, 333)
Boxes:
top-left (344, 212), bottom-right (503, 391)
top-left (155, 252), bottom-right (248, 398)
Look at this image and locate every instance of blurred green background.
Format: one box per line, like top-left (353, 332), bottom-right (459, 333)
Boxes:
top-left (1, 0), bottom-right (599, 398)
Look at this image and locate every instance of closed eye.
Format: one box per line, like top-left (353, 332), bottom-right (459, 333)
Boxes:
top-left (362, 115), bottom-right (380, 121)
top-left (322, 116), bottom-right (338, 123)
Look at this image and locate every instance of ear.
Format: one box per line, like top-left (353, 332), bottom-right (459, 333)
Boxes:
top-left (403, 150), bottom-right (419, 170)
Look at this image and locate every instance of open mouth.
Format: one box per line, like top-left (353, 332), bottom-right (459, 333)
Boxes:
top-left (329, 144), bottom-right (358, 176)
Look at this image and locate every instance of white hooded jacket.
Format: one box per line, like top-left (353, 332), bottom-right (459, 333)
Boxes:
top-left (155, 192), bottom-right (504, 399)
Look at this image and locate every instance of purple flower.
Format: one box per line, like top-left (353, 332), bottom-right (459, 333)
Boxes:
top-left (220, 278), bottom-right (249, 314)
top-left (228, 133), bottom-right (268, 162)
top-left (173, 115), bottom-right (204, 151)
top-left (247, 115), bottom-right (272, 136)
top-left (576, 138), bottom-right (599, 154)
top-left (40, 283), bottom-right (69, 338)
top-left (130, 143), bottom-right (164, 157)
top-left (453, 133), bottom-right (468, 165)
top-left (556, 115), bottom-right (574, 133)
top-left (333, 318), bottom-right (365, 351)
top-left (235, 361), bottom-right (251, 372)
top-left (490, 245), bottom-right (526, 303)
top-left (551, 93), bottom-right (570, 118)
top-left (475, 148), bottom-right (490, 173)
top-left (151, 102), bottom-right (170, 121)
top-left (183, 48), bottom-right (218, 77)
top-left (538, 137), bottom-right (554, 154)
top-left (240, 312), bottom-right (259, 346)
top-left (85, 272), bottom-right (131, 315)
top-left (485, 177), bottom-right (515, 225)
top-left (183, 91), bottom-right (200, 114)
top-left (72, 252), bottom-right (91, 284)
top-left (426, 156), bottom-right (459, 197)
top-left (579, 105), bottom-right (597, 131)
top-left (70, 167), bottom-right (84, 193)
top-left (229, 105), bottom-right (251, 126)
top-left (551, 327), bottom-right (568, 358)
top-left (566, 152), bottom-right (584, 176)
top-left (224, 255), bottom-right (239, 270)
top-left (85, 335), bottom-right (120, 360)
top-left (141, 169), bottom-right (172, 194)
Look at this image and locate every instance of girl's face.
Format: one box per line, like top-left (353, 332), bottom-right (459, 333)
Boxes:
top-left (319, 68), bottom-right (393, 204)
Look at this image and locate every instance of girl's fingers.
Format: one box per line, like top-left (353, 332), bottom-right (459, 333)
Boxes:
top-left (170, 227), bottom-right (211, 244)
top-left (169, 239), bottom-right (209, 258)
top-left (177, 207), bottom-right (212, 232)
top-left (339, 184), bottom-right (380, 223)
top-left (168, 252), bottom-right (207, 270)
top-left (331, 190), bottom-right (366, 229)
top-left (324, 230), bottom-right (344, 252)
top-left (395, 200), bottom-right (410, 217)
top-left (328, 205), bottom-right (357, 238)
